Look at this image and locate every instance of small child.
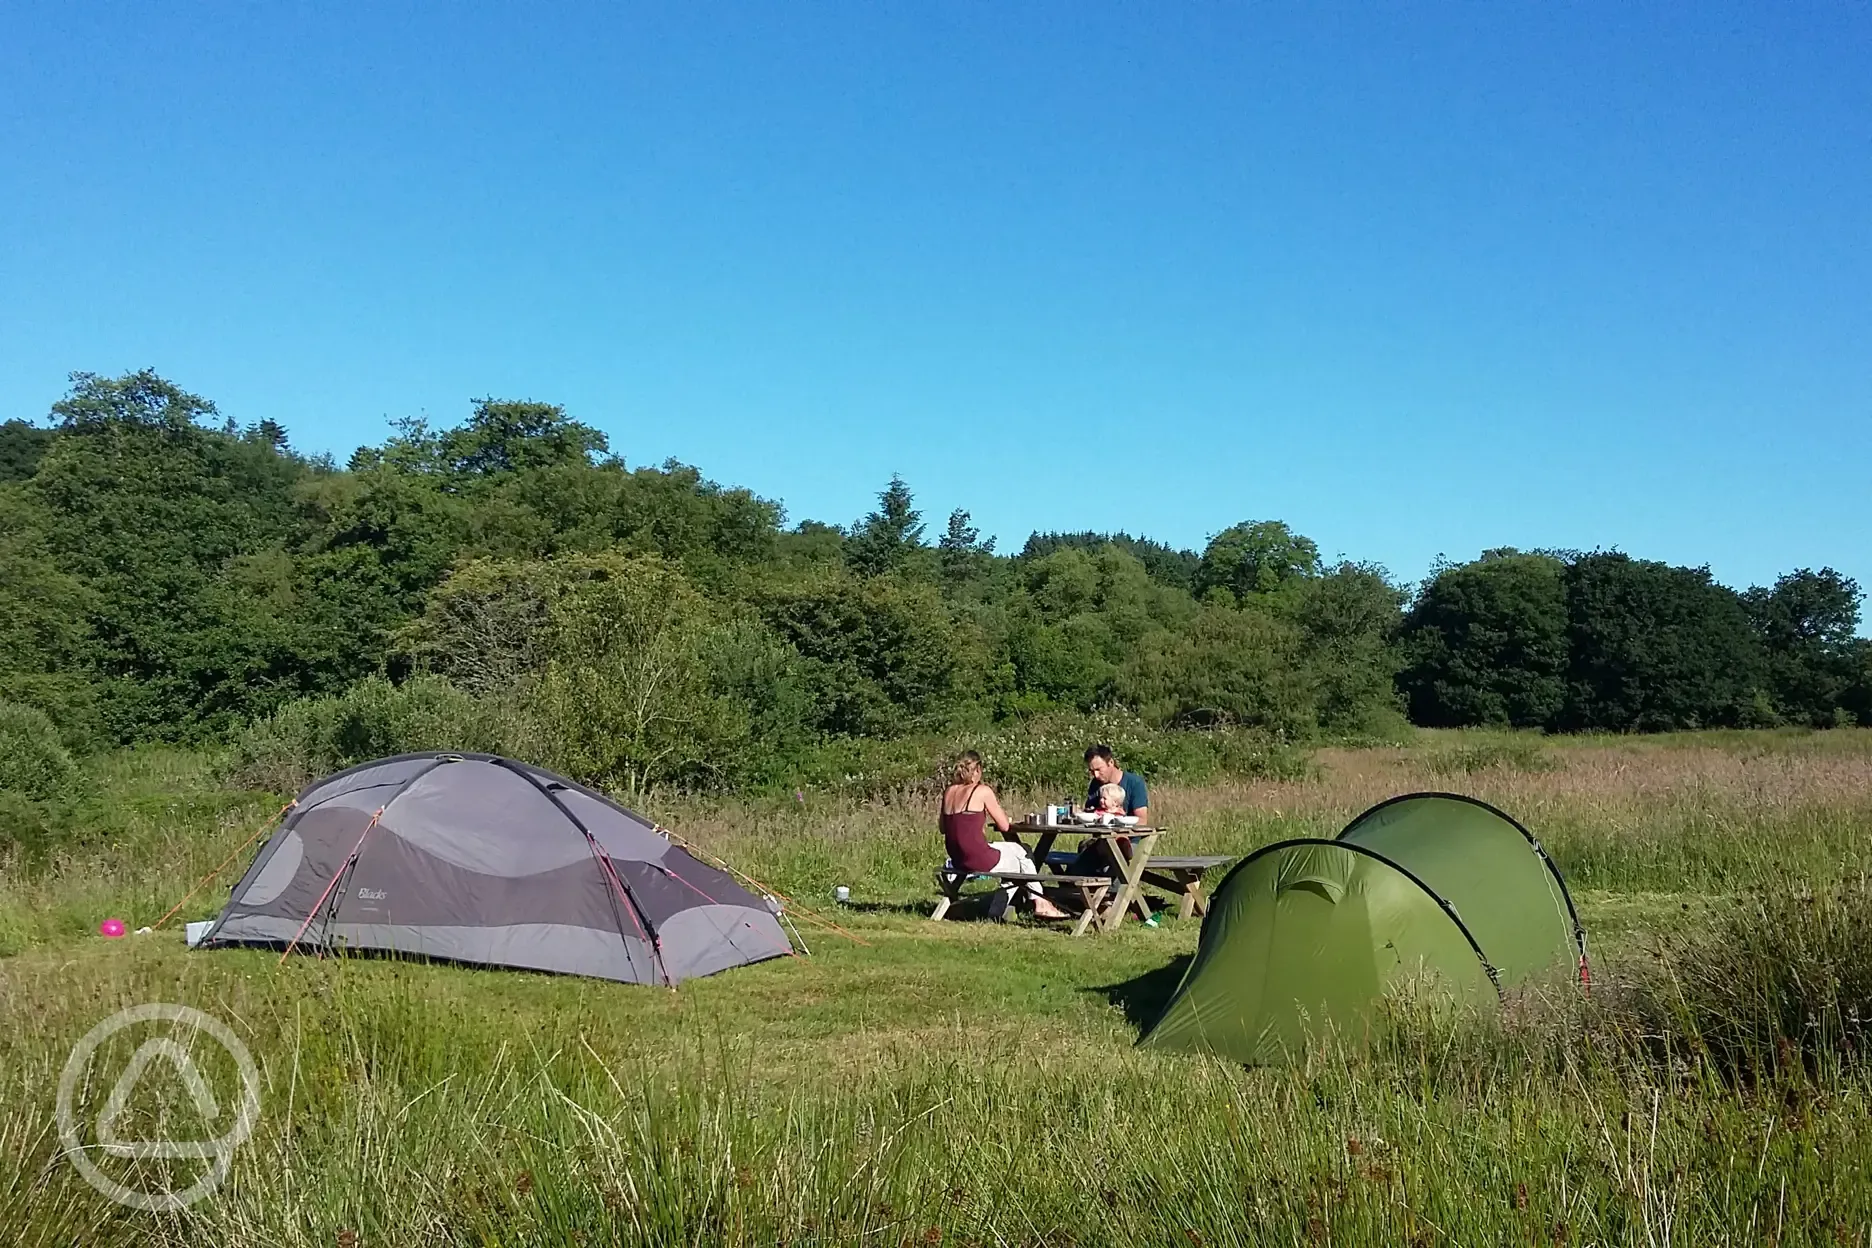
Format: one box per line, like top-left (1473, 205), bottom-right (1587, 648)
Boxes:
top-left (1097, 782), bottom-right (1129, 815)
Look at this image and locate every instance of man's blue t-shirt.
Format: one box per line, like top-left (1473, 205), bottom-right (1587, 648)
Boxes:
top-left (1086, 770), bottom-right (1149, 816)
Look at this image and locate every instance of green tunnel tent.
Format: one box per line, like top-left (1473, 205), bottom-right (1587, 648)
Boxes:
top-left (1139, 793), bottom-right (1586, 1066)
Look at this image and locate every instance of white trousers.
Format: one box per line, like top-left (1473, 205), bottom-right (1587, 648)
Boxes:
top-left (947, 842), bottom-right (1043, 899)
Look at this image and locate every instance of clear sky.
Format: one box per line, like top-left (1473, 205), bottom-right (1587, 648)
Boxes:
top-left (3, 2), bottom-right (1868, 598)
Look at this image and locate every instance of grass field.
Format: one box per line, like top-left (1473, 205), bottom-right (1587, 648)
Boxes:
top-left (5, 729), bottom-right (1872, 1246)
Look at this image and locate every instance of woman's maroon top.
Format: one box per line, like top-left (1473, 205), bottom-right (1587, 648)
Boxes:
top-left (941, 783), bottom-right (1001, 873)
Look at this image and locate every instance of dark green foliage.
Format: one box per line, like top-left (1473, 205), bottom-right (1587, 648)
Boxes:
top-left (938, 508), bottom-right (995, 582)
top-left (1118, 606), bottom-right (1317, 737)
top-left (27, 372), bottom-right (327, 739)
top-left (1558, 553), bottom-right (1767, 732)
top-left (1399, 550), bottom-right (1864, 734)
top-left (12, 368), bottom-right (1859, 791)
top-left (779, 520), bottom-right (846, 565)
top-left (0, 420), bottom-right (53, 483)
top-left (229, 675), bottom-right (518, 793)
top-left (843, 475), bottom-right (925, 577)
top-left (1290, 561), bottom-right (1407, 733)
top-left (755, 572), bottom-right (960, 737)
top-left (1847, 645), bottom-right (1872, 727)
top-left (50, 368), bottom-right (220, 432)
top-left (347, 400), bottom-right (607, 479)
top-left (1744, 568), bottom-right (1865, 726)
top-left (1400, 550), bottom-right (1569, 728)
top-left (998, 609), bottom-right (1115, 713)
top-left (0, 699), bottom-right (82, 859)
top-left (0, 484), bottom-right (102, 746)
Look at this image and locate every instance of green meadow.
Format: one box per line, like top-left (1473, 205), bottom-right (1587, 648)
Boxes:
top-left (7, 729), bottom-right (1872, 1246)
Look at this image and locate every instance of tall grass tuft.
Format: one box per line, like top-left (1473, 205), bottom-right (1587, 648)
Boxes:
top-left (1421, 735), bottom-right (1555, 778)
top-left (1613, 877), bottom-right (1872, 1084)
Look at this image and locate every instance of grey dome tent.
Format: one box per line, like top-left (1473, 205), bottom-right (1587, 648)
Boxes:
top-left (199, 753), bottom-right (793, 985)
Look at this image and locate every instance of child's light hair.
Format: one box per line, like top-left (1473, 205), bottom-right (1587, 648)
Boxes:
top-left (1098, 782), bottom-right (1127, 812)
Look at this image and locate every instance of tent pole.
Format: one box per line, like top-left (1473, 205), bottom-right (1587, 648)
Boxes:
top-left (485, 758), bottom-right (675, 987)
top-left (278, 809), bottom-right (381, 965)
top-left (274, 756), bottom-right (454, 966)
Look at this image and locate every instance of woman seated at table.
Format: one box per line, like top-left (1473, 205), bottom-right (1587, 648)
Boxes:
top-left (941, 752), bottom-right (1068, 920)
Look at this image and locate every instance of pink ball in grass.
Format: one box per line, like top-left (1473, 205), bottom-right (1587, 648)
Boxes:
top-left (99, 918), bottom-right (127, 939)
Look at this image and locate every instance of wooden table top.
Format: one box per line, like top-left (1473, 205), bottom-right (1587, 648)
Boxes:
top-left (1006, 819), bottom-right (1162, 836)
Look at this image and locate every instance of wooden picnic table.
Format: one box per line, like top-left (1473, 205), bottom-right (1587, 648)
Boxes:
top-left (932, 820), bottom-right (1230, 935)
top-left (1005, 818), bottom-right (1166, 933)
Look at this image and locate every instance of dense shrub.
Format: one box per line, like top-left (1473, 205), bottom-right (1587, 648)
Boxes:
top-left (0, 700), bottom-right (80, 802)
top-left (1117, 607), bottom-right (1316, 736)
top-left (763, 710), bottom-right (1312, 799)
top-left (1559, 553), bottom-right (1768, 732)
top-left (1399, 550), bottom-right (1568, 728)
top-left (754, 572), bottom-right (961, 738)
top-left (229, 675), bottom-right (527, 793)
top-left (535, 559), bottom-right (761, 794)
top-left (0, 791), bottom-right (60, 861)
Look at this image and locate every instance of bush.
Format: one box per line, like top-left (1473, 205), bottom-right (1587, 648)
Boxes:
top-left (229, 675), bottom-right (529, 793)
top-left (707, 711), bottom-right (1311, 801)
top-left (533, 559), bottom-right (753, 794)
top-left (0, 699), bottom-right (80, 802)
top-left (1116, 607), bottom-right (1316, 737)
top-left (0, 790), bottom-right (60, 860)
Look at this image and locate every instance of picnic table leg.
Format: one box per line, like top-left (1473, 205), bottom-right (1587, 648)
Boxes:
top-left (1182, 878), bottom-right (1208, 919)
top-left (1071, 882), bottom-right (1109, 938)
top-left (1100, 831), bottom-right (1157, 933)
top-left (1029, 830), bottom-right (1060, 868)
top-left (930, 869), bottom-right (961, 921)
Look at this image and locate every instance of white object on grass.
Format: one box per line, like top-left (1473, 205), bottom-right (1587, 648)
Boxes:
top-left (184, 920), bottom-right (214, 947)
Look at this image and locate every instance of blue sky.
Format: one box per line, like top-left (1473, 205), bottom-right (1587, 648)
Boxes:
top-left (3, 2), bottom-right (1868, 598)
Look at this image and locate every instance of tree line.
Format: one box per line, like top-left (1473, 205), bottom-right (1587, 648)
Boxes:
top-left (1, 370), bottom-right (1866, 795)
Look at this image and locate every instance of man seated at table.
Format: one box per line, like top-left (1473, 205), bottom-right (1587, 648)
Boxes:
top-left (1063, 744), bottom-right (1150, 877)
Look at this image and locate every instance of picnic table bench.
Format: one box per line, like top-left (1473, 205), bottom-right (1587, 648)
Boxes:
top-left (929, 868), bottom-right (1112, 937)
top-left (1138, 855), bottom-right (1231, 918)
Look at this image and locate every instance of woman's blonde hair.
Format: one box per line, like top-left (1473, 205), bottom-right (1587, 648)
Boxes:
top-left (951, 750), bottom-right (984, 785)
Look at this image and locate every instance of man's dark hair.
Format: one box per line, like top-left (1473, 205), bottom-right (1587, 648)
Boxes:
top-left (1084, 744), bottom-right (1115, 764)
